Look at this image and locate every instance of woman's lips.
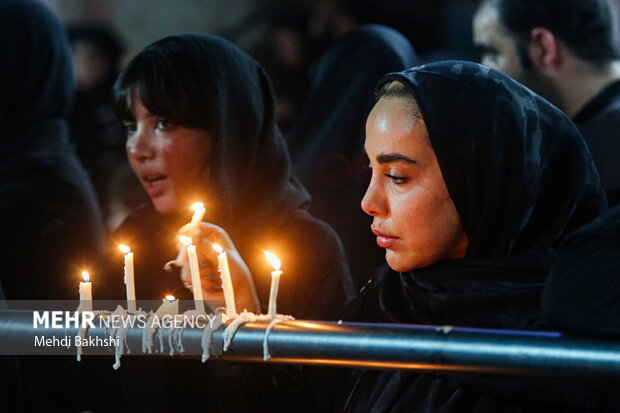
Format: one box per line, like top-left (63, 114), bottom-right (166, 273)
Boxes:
top-left (371, 227), bottom-right (399, 248)
top-left (142, 174), bottom-right (167, 197)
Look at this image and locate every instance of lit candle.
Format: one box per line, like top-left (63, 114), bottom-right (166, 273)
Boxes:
top-left (78, 271), bottom-right (92, 312)
top-left (264, 251), bottom-right (283, 318)
top-left (213, 244), bottom-right (237, 317)
top-left (119, 245), bottom-right (136, 312)
top-left (189, 202), bottom-right (206, 236)
top-left (156, 294), bottom-right (180, 317)
top-left (179, 236), bottom-right (206, 314)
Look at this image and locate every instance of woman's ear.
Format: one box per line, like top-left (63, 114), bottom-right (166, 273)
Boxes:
top-left (527, 27), bottom-right (563, 72)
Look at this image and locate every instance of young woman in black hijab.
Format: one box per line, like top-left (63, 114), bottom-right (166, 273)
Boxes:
top-left (287, 24), bottom-right (419, 288)
top-left (342, 61), bottom-right (607, 411)
top-left (98, 33), bottom-right (355, 412)
top-left (112, 34), bottom-right (354, 321)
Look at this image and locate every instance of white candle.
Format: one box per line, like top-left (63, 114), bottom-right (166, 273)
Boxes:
top-left (155, 295), bottom-right (180, 318)
top-left (264, 251), bottom-right (282, 318)
top-left (213, 244), bottom-right (237, 316)
top-left (78, 271), bottom-right (92, 312)
top-left (179, 236), bottom-right (206, 314)
top-left (189, 202), bottom-right (206, 236)
top-left (119, 245), bottom-right (136, 312)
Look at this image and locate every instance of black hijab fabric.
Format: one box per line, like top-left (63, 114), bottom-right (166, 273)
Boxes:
top-left (0, 0), bottom-right (105, 298)
top-left (113, 35), bottom-right (353, 320)
top-left (103, 34), bottom-right (354, 413)
top-left (343, 61), bottom-right (607, 412)
top-left (0, 1), bottom-right (105, 411)
top-left (544, 205), bottom-right (620, 337)
top-left (166, 34), bottom-right (310, 234)
top-left (287, 25), bottom-right (419, 287)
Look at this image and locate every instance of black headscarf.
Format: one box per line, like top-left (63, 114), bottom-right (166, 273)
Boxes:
top-left (0, 1), bottom-right (105, 411)
top-left (0, 0), bottom-right (74, 166)
top-left (287, 25), bottom-right (419, 286)
top-left (544, 204), bottom-right (620, 337)
top-left (342, 61), bottom-right (607, 411)
top-left (0, 0), bottom-right (104, 299)
top-left (118, 34), bottom-right (309, 238)
top-left (373, 61), bottom-right (606, 327)
top-left (113, 35), bottom-right (353, 319)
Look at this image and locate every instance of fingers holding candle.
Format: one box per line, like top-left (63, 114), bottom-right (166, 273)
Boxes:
top-left (179, 223), bottom-right (260, 313)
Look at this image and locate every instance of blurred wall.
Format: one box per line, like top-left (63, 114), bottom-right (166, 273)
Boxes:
top-left (45, 0), bottom-right (257, 58)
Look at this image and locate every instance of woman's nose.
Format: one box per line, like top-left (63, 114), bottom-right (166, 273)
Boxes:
top-left (127, 126), bottom-right (155, 161)
top-left (361, 178), bottom-right (387, 217)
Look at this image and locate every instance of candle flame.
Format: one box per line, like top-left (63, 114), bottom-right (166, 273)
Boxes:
top-left (212, 243), bottom-right (223, 254)
top-left (81, 271), bottom-right (90, 283)
top-left (165, 295), bottom-right (176, 302)
top-left (179, 235), bottom-right (192, 246)
top-left (190, 202), bottom-right (205, 212)
top-left (263, 251), bottom-right (281, 271)
top-left (119, 244), bottom-right (131, 254)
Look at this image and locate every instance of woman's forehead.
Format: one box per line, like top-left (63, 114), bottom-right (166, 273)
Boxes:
top-left (366, 98), bottom-right (431, 154)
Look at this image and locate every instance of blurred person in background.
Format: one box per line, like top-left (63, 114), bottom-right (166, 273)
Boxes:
top-left (474, 0), bottom-right (620, 205)
top-left (287, 24), bottom-right (419, 288)
top-left (0, 0), bottom-right (106, 411)
top-left (68, 24), bottom-right (146, 227)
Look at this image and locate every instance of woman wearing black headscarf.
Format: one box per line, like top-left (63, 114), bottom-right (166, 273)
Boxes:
top-left (0, 0), bottom-right (106, 300)
top-left (100, 33), bottom-right (354, 412)
top-left (111, 34), bottom-right (354, 319)
top-left (0, 0), bottom-right (105, 410)
top-left (288, 24), bottom-right (419, 287)
top-left (341, 61), bottom-right (607, 411)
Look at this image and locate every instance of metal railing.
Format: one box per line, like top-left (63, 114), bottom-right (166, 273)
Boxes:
top-left (2, 309), bottom-right (619, 378)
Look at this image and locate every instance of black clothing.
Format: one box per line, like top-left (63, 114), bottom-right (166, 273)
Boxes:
top-left (288, 25), bottom-right (419, 288)
top-left (573, 79), bottom-right (620, 206)
top-left (109, 34), bottom-right (354, 318)
top-left (0, 0), bottom-right (105, 299)
top-left (0, 1), bottom-right (105, 412)
top-left (114, 203), bottom-right (353, 320)
top-left (96, 34), bottom-right (355, 413)
top-left (544, 205), bottom-right (620, 337)
top-left (342, 61), bottom-right (607, 412)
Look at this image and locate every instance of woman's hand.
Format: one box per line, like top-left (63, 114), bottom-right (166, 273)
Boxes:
top-left (177, 222), bottom-right (260, 313)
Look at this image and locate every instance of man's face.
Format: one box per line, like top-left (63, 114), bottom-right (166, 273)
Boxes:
top-left (473, 3), bottom-right (559, 105)
top-left (473, 3), bottom-right (526, 81)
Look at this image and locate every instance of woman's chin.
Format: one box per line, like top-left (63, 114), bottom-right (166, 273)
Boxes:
top-left (386, 251), bottom-right (434, 273)
top-left (152, 197), bottom-right (178, 214)
top-left (386, 252), bottom-right (411, 273)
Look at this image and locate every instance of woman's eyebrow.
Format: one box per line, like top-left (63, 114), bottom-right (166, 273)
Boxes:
top-left (376, 153), bottom-right (417, 165)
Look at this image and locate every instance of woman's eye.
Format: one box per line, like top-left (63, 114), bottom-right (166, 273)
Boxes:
top-left (384, 174), bottom-right (409, 184)
top-left (123, 122), bottom-right (137, 135)
top-left (156, 119), bottom-right (174, 130)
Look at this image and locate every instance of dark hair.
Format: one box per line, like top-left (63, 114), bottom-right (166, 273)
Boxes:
top-left (489, 0), bottom-right (619, 68)
top-left (113, 37), bottom-right (210, 129)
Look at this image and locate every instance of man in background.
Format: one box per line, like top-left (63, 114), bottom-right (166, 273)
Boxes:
top-left (474, 0), bottom-right (620, 205)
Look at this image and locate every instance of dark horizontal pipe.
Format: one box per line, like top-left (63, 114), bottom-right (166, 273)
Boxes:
top-left (2, 309), bottom-right (620, 378)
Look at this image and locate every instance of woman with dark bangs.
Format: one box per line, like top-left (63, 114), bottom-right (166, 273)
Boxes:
top-left (340, 61), bottom-right (608, 411)
top-left (95, 34), bottom-right (356, 411)
top-left (110, 34), bottom-right (354, 321)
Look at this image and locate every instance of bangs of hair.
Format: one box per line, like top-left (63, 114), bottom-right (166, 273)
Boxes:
top-left (113, 40), bottom-right (210, 129)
